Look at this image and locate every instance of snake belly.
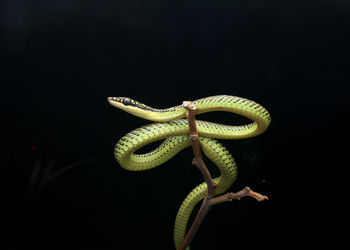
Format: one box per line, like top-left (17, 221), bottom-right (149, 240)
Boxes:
top-left (111, 95), bottom-right (271, 249)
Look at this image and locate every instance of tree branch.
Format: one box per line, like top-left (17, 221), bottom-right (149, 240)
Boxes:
top-left (179, 101), bottom-right (268, 250)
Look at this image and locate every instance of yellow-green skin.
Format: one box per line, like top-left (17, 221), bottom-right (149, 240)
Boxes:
top-left (108, 95), bottom-right (271, 249)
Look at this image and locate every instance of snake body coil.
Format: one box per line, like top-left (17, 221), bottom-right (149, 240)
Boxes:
top-left (108, 95), bottom-right (271, 249)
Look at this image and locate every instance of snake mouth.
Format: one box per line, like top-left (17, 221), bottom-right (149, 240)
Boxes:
top-left (107, 97), bottom-right (122, 106)
top-left (107, 97), bottom-right (114, 103)
top-left (107, 97), bottom-right (121, 110)
top-left (107, 97), bottom-right (118, 102)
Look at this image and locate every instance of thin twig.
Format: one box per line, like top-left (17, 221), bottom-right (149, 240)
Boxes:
top-left (45, 159), bottom-right (83, 183)
top-left (183, 101), bottom-right (217, 197)
top-left (38, 155), bottom-right (55, 192)
top-left (25, 155), bottom-right (42, 199)
top-left (39, 157), bottom-right (100, 194)
top-left (210, 186), bottom-right (269, 205)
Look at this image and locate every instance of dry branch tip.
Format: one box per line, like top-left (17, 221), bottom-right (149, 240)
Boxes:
top-left (182, 101), bottom-right (197, 111)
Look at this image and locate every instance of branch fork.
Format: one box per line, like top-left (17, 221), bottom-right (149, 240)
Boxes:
top-left (179, 101), bottom-right (268, 250)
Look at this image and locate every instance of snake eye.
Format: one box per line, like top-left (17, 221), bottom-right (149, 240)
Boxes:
top-left (123, 98), bottom-right (131, 105)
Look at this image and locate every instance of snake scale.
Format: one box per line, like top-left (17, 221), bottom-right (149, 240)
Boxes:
top-left (108, 95), bottom-right (271, 249)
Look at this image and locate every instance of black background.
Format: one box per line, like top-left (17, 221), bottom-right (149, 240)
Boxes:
top-left (1, 1), bottom-right (348, 249)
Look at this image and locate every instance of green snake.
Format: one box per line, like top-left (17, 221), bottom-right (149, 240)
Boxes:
top-left (108, 95), bottom-right (271, 249)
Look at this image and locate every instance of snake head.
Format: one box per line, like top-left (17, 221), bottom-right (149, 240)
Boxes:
top-left (107, 97), bottom-right (153, 119)
top-left (107, 97), bottom-right (137, 110)
top-left (108, 97), bottom-right (133, 106)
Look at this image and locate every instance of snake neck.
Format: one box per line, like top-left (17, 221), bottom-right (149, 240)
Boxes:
top-left (146, 105), bottom-right (187, 122)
